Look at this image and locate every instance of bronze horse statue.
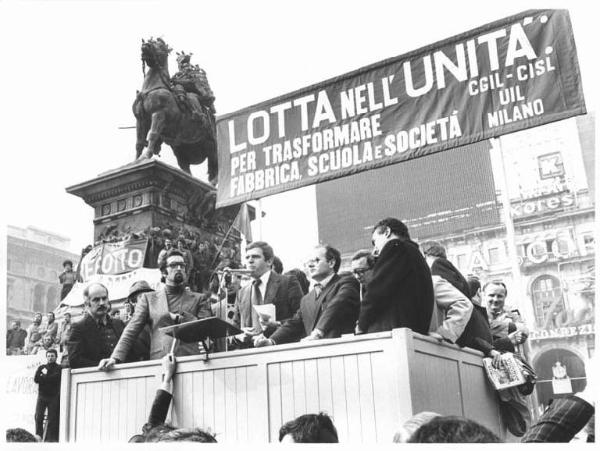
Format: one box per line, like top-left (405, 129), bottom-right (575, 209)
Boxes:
top-left (133, 38), bottom-right (218, 183)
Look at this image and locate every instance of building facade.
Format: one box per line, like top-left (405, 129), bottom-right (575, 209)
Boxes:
top-left (316, 113), bottom-right (595, 413)
top-left (6, 225), bottom-right (80, 329)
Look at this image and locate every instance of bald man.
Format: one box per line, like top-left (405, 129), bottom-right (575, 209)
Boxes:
top-left (68, 283), bottom-right (127, 369)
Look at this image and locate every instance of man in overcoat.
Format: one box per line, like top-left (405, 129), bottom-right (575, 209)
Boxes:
top-left (356, 217), bottom-right (434, 335)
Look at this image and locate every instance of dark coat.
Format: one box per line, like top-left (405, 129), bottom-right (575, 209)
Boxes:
top-left (456, 304), bottom-right (494, 354)
top-left (270, 273), bottom-right (360, 344)
top-left (233, 272), bottom-right (303, 333)
top-left (68, 314), bottom-right (126, 369)
top-left (430, 257), bottom-right (470, 298)
top-left (430, 257), bottom-right (489, 351)
top-left (358, 239), bottom-right (434, 334)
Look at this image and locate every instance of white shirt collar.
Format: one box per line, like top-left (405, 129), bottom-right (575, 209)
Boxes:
top-left (311, 272), bottom-right (335, 291)
top-left (255, 270), bottom-right (271, 298)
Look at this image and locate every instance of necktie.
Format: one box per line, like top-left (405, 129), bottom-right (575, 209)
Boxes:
top-left (251, 279), bottom-right (263, 332)
top-left (314, 283), bottom-right (323, 298)
top-left (252, 279), bottom-right (263, 305)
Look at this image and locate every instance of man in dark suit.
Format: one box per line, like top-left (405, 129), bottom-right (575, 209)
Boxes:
top-left (99, 250), bottom-right (212, 370)
top-left (255, 245), bottom-right (360, 346)
top-left (68, 283), bottom-right (127, 369)
top-left (232, 241), bottom-right (303, 346)
top-left (356, 217), bottom-right (434, 335)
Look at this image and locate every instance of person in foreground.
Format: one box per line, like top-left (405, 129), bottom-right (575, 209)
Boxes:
top-left (6, 428), bottom-right (39, 442)
top-left (279, 412), bottom-right (338, 443)
top-left (394, 366), bottom-right (595, 443)
top-left (129, 352), bottom-right (217, 443)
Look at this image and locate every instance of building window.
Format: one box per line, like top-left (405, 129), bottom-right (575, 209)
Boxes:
top-left (7, 278), bottom-right (15, 302)
top-left (529, 242), bottom-right (547, 260)
top-left (554, 237), bottom-right (570, 256)
top-left (456, 254), bottom-right (467, 270)
top-left (33, 284), bottom-right (45, 313)
top-left (531, 275), bottom-right (565, 329)
top-left (46, 286), bottom-right (59, 312)
top-left (583, 234), bottom-right (594, 253)
top-left (488, 247), bottom-right (501, 265)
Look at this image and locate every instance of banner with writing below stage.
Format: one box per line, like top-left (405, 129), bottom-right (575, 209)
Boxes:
top-left (216, 9), bottom-right (585, 207)
top-left (60, 267), bottom-right (163, 306)
top-left (78, 237), bottom-right (148, 282)
top-left (1, 354), bottom-right (49, 433)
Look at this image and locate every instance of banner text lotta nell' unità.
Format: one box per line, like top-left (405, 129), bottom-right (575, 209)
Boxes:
top-left (216, 10), bottom-right (585, 207)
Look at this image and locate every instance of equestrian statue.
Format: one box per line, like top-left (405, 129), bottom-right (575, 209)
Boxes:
top-left (133, 37), bottom-right (218, 184)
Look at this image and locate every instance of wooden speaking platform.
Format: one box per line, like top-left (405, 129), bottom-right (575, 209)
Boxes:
top-left (59, 328), bottom-right (506, 443)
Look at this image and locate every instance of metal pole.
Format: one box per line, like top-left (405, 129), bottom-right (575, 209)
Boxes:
top-left (491, 137), bottom-right (539, 420)
top-left (256, 198), bottom-right (263, 241)
top-left (490, 138), bottom-right (530, 317)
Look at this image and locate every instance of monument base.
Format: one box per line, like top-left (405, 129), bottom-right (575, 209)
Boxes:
top-left (66, 159), bottom-right (250, 290)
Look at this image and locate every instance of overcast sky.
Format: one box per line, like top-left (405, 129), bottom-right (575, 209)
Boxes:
top-left (1, 0), bottom-right (596, 270)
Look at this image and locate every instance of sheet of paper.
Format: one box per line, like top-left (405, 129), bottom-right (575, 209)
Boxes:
top-left (253, 303), bottom-right (276, 321)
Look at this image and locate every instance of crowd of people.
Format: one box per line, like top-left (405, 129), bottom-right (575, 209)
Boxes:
top-left (6, 312), bottom-right (72, 358)
top-left (7, 216), bottom-right (595, 443)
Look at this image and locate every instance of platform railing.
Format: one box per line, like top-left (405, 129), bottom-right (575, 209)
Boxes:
top-left (59, 328), bottom-right (504, 442)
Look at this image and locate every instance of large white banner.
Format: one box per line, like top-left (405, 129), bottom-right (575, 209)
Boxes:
top-left (60, 267), bottom-right (163, 307)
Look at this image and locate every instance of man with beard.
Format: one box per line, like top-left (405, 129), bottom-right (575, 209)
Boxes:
top-left (68, 283), bottom-right (126, 369)
top-left (98, 249), bottom-right (212, 370)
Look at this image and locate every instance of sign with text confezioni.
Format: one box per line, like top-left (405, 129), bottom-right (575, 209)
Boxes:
top-left (78, 237), bottom-right (148, 282)
top-left (216, 9), bottom-right (585, 207)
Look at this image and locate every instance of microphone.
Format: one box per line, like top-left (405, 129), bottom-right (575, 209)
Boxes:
top-left (216, 269), bottom-right (252, 275)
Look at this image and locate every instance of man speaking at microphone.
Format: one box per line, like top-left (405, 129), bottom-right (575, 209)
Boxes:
top-left (98, 249), bottom-right (212, 370)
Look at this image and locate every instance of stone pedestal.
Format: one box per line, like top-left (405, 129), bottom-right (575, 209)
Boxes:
top-left (66, 159), bottom-right (250, 289)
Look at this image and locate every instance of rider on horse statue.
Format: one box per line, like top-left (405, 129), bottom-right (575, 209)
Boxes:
top-left (172, 52), bottom-right (216, 115)
top-left (133, 38), bottom-right (219, 182)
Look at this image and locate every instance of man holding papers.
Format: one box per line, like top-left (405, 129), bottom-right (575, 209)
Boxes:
top-left (232, 241), bottom-right (303, 347)
top-left (255, 245), bottom-right (360, 346)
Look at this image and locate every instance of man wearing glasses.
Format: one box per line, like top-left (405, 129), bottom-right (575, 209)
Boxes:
top-left (98, 249), bottom-right (212, 370)
top-left (254, 245), bottom-right (359, 346)
top-left (350, 250), bottom-right (376, 302)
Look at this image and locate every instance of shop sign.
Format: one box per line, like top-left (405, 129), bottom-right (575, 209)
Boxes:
top-left (529, 323), bottom-right (594, 340)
